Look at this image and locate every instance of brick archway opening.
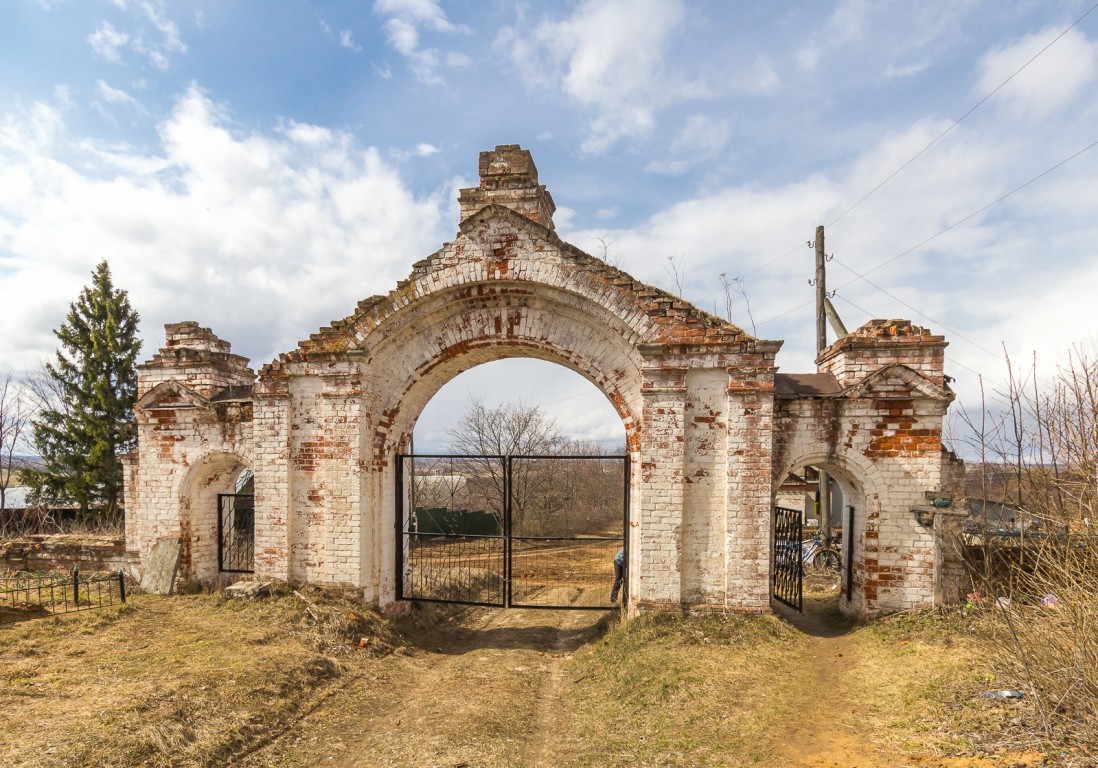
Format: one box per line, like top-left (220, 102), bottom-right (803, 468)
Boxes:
top-left (393, 358), bottom-right (631, 609)
top-left (178, 452), bottom-right (253, 584)
top-left (774, 456), bottom-right (876, 616)
top-left (366, 327), bottom-right (643, 608)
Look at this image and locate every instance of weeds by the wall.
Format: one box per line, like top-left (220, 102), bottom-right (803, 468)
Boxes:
top-left (956, 347), bottom-right (1097, 752)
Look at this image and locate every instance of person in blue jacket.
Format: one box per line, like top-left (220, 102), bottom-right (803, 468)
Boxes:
top-left (610, 547), bottom-right (625, 604)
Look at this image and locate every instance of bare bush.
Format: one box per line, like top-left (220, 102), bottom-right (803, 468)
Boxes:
top-left (0, 372), bottom-right (30, 514)
top-left (958, 347), bottom-right (1098, 747)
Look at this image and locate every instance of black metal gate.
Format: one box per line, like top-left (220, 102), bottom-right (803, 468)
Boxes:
top-left (772, 505), bottom-right (803, 611)
top-left (396, 454), bottom-right (628, 609)
top-left (218, 493), bottom-right (255, 573)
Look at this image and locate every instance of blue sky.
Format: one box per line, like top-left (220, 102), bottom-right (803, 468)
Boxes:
top-left (1, 0), bottom-right (1096, 452)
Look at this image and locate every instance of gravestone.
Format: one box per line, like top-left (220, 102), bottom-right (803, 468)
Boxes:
top-left (140, 537), bottom-right (182, 595)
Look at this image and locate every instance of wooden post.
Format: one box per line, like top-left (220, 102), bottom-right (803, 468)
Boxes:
top-left (815, 225), bottom-right (826, 356)
top-left (814, 225), bottom-right (832, 543)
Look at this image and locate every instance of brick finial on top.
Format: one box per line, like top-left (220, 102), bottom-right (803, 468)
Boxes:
top-left (162, 321), bottom-right (232, 354)
top-left (817, 319), bottom-right (947, 387)
top-left (457, 144), bottom-right (556, 230)
top-left (137, 321), bottom-right (254, 398)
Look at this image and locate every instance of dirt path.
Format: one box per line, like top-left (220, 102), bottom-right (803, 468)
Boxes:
top-left (234, 602), bottom-right (909, 768)
top-left (232, 597), bottom-right (972, 768)
top-left (772, 602), bottom-right (900, 768)
top-left (234, 606), bottom-right (606, 768)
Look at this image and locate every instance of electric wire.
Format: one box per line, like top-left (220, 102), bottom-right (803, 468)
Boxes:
top-left (756, 136), bottom-right (1098, 340)
top-left (702, 2), bottom-right (1098, 304)
top-left (830, 255), bottom-right (1001, 360)
top-left (844, 138), bottom-right (1098, 282)
top-left (832, 293), bottom-right (1001, 386)
top-left (826, 1), bottom-right (1098, 229)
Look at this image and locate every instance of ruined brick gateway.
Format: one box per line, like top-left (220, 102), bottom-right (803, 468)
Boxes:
top-left (124, 144), bottom-right (966, 618)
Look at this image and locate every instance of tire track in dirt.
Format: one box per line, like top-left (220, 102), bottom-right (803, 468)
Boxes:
top-left (235, 606), bottom-right (607, 768)
top-left (521, 610), bottom-right (597, 768)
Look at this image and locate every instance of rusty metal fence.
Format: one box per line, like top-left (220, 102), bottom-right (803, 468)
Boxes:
top-left (1, 568), bottom-right (127, 625)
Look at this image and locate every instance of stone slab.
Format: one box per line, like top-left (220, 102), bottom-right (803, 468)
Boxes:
top-left (224, 581), bottom-right (271, 600)
top-left (140, 537), bottom-right (182, 595)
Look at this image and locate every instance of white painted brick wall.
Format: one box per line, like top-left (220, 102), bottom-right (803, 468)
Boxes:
top-left (126, 147), bottom-right (961, 619)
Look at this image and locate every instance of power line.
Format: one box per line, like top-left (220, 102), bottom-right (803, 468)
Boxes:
top-left (688, 6), bottom-right (1098, 328)
top-left (827, 2), bottom-right (1098, 229)
top-left (850, 138), bottom-right (1098, 282)
top-left (757, 136), bottom-right (1098, 335)
top-left (831, 255), bottom-right (1001, 359)
top-left (832, 293), bottom-right (1001, 386)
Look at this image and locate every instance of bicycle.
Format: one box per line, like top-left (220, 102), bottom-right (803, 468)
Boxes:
top-left (801, 533), bottom-right (841, 572)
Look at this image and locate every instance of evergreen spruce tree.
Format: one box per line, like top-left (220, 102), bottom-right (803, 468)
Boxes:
top-left (28, 261), bottom-right (141, 517)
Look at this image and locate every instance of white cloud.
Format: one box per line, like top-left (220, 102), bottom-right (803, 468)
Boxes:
top-left (138, 0), bottom-right (185, 55)
top-left (646, 114), bottom-right (730, 175)
top-left (977, 26), bottom-right (1098, 121)
top-left (374, 0), bottom-right (460, 33)
top-left (497, 0), bottom-right (689, 153)
top-left (87, 2), bottom-right (186, 71)
top-left (91, 80), bottom-right (143, 123)
top-left (446, 51), bottom-right (471, 68)
top-left (96, 80), bottom-right (138, 107)
top-left (384, 17), bottom-right (421, 57)
top-left (728, 56), bottom-right (781, 96)
top-left (798, 1), bottom-right (973, 81)
top-left (88, 22), bottom-right (130, 62)
top-left (558, 96), bottom-right (1098, 406)
top-left (340, 30), bottom-right (363, 52)
top-left (279, 120), bottom-right (335, 147)
top-left (373, 0), bottom-right (469, 85)
top-left (388, 142), bottom-right (441, 162)
top-left (798, 0), bottom-right (868, 73)
top-left (883, 60), bottom-right (930, 79)
top-left (0, 88), bottom-right (451, 372)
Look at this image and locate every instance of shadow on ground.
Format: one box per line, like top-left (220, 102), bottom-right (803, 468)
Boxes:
top-left (396, 604), bottom-right (618, 654)
top-left (771, 592), bottom-right (859, 638)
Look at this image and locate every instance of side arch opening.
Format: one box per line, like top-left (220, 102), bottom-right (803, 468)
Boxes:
top-left (773, 454), bottom-right (877, 617)
top-left (179, 452), bottom-right (254, 584)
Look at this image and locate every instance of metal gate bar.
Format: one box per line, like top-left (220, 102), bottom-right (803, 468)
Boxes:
top-left (846, 505), bottom-right (855, 601)
top-left (397, 453), bottom-right (628, 609)
top-left (772, 505), bottom-right (803, 611)
top-left (397, 454), bottom-right (507, 607)
top-left (217, 493), bottom-right (255, 573)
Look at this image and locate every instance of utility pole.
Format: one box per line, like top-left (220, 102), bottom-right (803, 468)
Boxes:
top-left (815, 225), bottom-right (827, 356)
top-left (814, 225), bottom-right (832, 543)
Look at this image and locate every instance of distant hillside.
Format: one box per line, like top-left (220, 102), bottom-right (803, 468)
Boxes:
top-left (9, 455), bottom-right (44, 472)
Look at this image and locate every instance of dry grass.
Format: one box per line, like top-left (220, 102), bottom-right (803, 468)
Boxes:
top-left (970, 543), bottom-right (1098, 754)
top-left (2, 585), bottom-right (1091, 767)
top-left (0, 585), bottom-right (402, 768)
top-left (550, 599), bottom-right (1083, 767)
top-left (554, 611), bottom-right (802, 766)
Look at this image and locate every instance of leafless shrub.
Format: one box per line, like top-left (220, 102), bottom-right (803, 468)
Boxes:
top-left (718, 273), bottom-right (757, 336)
top-left (664, 253), bottom-right (687, 296)
top-left (0, 503), bottom-right (123, 538)
top-left (958, 347), bottom-right (1098, 747)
